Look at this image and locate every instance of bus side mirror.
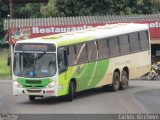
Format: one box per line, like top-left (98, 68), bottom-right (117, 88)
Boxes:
top-left (7, 53), bottom-right (11, 66)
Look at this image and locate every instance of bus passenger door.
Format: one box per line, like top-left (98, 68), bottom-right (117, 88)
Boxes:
top-left (57, 48), bottom-right (68, 96)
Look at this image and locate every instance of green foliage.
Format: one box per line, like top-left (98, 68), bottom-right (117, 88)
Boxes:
top-left (0, 49), bottom-right (10, 78)
top-left (14, 3), bottom-right (46, 18)
top-left (0, 3), bottom-right (9, 18)
top-left (40, 0), bottom-right (160, 17)
top-left (129, 0), bottom-right (160, 14)
top-left (0, 3), bottom-right (9, 42)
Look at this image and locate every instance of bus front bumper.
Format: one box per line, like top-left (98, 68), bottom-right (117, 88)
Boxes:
top-left (13, 85), bottom-right (58, 96)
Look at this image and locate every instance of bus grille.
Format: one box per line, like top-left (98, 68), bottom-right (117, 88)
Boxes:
top-left (17, 78), bottom-right (53, 89)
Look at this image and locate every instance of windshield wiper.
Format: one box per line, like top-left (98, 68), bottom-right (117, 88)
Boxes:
top-left (35, 51), bottom-right (46, 60)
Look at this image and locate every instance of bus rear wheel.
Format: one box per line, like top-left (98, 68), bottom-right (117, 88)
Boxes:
top-left (29, 95), bottom-right (36, 101)
top-left (120, 71), bottom-right (128, 90)
top-left (67, 81), bottom-right (75, 101)
top-left (112, 72), bottom-right (120, 91)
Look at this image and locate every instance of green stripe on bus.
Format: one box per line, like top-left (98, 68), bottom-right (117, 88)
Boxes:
top-left (76, 59), bottom-right (110, 91)
top-left (58, 58), bottom-right (110, 96)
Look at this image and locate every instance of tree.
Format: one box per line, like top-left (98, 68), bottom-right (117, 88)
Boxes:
top-left (0, 3), bottom-right (9, 43)
top-left (40, 0), bottom-right (160, 17)
top-left (129, 0), bottom-right (160, 14)
top-left (14, 3), bottom-right (46, 18)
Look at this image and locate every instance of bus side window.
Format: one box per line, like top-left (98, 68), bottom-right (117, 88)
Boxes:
top-left (68, 45), bottom-right (77, 65)
top-left (109, 37), bottom-right (120, 57)
top-left (139, 31), bottom-right (149, 50)
top-left (129, 32), bottom-right (140, 52)
top-left (58, 49), bottom-right (68, 73)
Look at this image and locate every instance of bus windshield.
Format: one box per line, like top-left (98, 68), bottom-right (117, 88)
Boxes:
top-left (13, 52), bottom-right (56, 78)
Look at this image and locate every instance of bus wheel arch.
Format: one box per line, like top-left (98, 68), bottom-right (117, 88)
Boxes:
top-left (67, 78), bottom-right (76, 101)
top-left (120, 67), bottom-right (129, 90)
top-left (112, 69), bottom-right (120, 91)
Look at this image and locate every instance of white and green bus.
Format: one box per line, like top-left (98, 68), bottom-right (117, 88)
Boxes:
top-left (12, 23), bottom-right (151, 101)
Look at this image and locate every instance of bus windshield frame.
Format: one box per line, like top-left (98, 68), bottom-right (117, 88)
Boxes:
top-left (13, 43), bottom-right (57, 78)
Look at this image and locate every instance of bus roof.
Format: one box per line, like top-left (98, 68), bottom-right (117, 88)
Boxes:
top-left (16, 23), bottom-right (149, 47)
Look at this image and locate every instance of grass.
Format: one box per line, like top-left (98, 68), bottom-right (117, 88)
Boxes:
top-left (0, 48), bottom-right (11, 79)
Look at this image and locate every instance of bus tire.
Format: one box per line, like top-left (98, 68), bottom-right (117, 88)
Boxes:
top-left (67, 81), bottom-right (75, 101)
top-left (120, 71), bottom-right (128, 90)
top-left (29, 95), bottom-right (36, 101)
top-left (112, 71), bottom-right (120, 91)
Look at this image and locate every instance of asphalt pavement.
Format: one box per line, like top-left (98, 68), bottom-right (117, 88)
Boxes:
top-left (0, 78), bottom-right (160, 114)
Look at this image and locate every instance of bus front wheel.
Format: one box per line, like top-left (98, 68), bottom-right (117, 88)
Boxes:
top-left (29, 95), bottom-right (36, 101)
top-left (112, 72), bottom-right (120, 91)
top-left (120, 71), bottom-right (128, 90)
top-left (67, 81), bottom-right (75, 101)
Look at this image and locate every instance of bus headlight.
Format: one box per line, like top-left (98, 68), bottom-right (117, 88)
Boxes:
top-left (46, 81), bottom-right (56, 88)
top-left (13, 80), bottom-right (23, 88)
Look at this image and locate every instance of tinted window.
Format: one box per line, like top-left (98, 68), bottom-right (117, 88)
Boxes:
top-left (76, 43), bottom-right (88, 64)
top-left (87, 41), bottom-right (98, 61)
top-left (119, 35), bottom-right (130, 54)
top-left (109, 37), bottom-right (120, 56)
top-left (139, 31), bottom-right (149, 50)
top-left (68, 45), bottom-right (77, 65)
top-left (97, 39), bottom-right (109, 59)
top-left (129, 32), bottom-right (140, 52)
